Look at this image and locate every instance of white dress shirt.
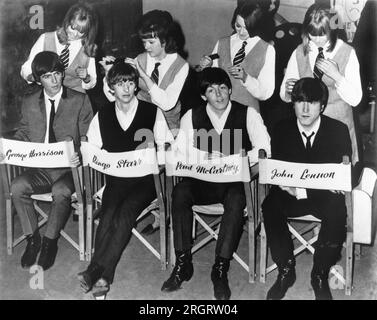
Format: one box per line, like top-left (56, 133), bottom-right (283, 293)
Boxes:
top-left (173, 101), bottom-right (271, 164)
top-left (280, 39), bottom-right (362, 106)
top-left (21, 32), bottom-right (97, 90)
top-left (43, 87), bottom-right (63, 143)
top-left (212, 34), bottom-right (275, 101)
top-left (103, 53), bottom-right (189, 111)
top-left (86, 97), bottom-right (174, 150)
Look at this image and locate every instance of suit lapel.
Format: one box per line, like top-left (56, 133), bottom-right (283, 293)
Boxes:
top-left (54, 86), bottom-right (68, 121)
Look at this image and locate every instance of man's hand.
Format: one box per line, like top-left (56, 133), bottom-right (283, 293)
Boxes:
top-left (329, 189), bottom-right (345, 195)
top-left (0, 152), bottom-right (5, 163)
top-left (70, 152), bottom-right (80, 167)
top-left (279, 185), bottom-right (297, 197)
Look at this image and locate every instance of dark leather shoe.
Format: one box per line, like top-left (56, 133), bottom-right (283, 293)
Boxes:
top-left (267, 259), bottom-right (296, 300)
top-left (141, 223), bottom-right (160, 235)
top-left (37, 237), bottom-right (58, 271)
top-left (78, 262), bottom-right (105, 293)
top-left (21, 231), bottom-right (41, 268)
top-left (311, 270), bottom-right (333, 300)
top-left (211, 257), bottom-right (231, 300)
top-left (92, 278), bottom-right (110, 300)
top-left (161, 250), bottom-right (193, 292)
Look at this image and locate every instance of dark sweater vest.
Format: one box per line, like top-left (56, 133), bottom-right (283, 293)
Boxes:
top-left (192, 101), bottom-right (252, 156)
top-left (99, 100), bottom-right (157, 152)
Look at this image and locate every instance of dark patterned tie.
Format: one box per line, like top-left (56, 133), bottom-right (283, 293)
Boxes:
top-left (48, 99), bottom-right (56, 143)
top-left (302, 131), bottom-right (315, 151)
top-left (151, 62), bottom-right (161, 84)
top-left (313, 47), bottom-right (324, 79)
top-left (60, 44), bottom-right (70, 70)
top-left (232, 41), bottom-right (247, 66)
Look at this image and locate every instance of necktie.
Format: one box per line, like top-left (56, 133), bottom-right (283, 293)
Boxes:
top-left (60, 44), bottom-right (70, 70)
top-left (313, 47), bottom-right (324, 79)
top-left (151, 62), bottom-right (161, 84)
top-left (48, 99), bottom-right (56, 143)
top-left (302, 131), bottom-right (315, 151)
top-left (233, 41), bottom-right (247, 66)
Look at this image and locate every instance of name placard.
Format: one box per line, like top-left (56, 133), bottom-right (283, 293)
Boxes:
top-left (0, 138), bottom-right (74, 168)
top-left (165, 147), bottom-right (250, 183)
top-left (80, 141), bottom-right (159, 177)
top-left (259, 158), bottom-right (352, 192)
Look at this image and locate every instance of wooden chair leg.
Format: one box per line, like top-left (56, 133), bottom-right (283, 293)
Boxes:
top-left (248, 219), bottom-right (256, 283)
top-left (345, 231), bottom-right (353, 295)
top-left (86, 204), bottom-right (93, 261)
top-left (259, 222), bottom-right (267, 283)
top-left (78, 204), bottom-right (85, 261)
top-left (354, 244), bottom-right (362, 260)
top-left (6, 198), bottom-right (13, 255)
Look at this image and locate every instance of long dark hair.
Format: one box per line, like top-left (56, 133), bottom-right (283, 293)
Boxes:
top-left (56, 2), bottom-right (98, 57)
top-left (301, 4), bottom-right (338, 55)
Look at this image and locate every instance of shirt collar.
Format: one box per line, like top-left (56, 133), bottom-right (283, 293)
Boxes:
top-left (206, 100), bottom-right (232, 121)
top-left (115, 96), bottom-right (138, 115)
top-left (44, 87), bottom-right (63, 101)
top-left (296, 116), bottom-right (321, 136)
top-left (309, 40), bottom-right (330, 53)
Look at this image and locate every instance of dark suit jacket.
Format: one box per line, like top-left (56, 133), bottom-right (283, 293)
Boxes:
top-left (14, 86), bottom-right (93, 151)
top-left (271, 115), bottom-right (352, 198)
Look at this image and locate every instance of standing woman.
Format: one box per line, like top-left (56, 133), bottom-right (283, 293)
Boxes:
top-left (198, 2), bottom-right (275, 112)
top-left (102, 10), bottom-right (189, 136)
top-left (280, 4), bottom-right (362, 165)
top-left (21, 2), bottom-right (98, 93)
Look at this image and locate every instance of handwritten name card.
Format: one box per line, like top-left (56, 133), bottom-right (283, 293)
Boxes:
top-left (0, 138), bottom-right (74, 168)
top-left (80, 142), bottom-right (159, 177)
top-left (259, 158), bottom-right (352, 191)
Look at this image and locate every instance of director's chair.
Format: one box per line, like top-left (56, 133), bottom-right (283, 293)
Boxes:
top-left (165, 146), bottom-right (260, 283)
top-left (0, 138), bottom-right (85, 260)
top-left (81, 139), bottom-right (167, 270)
top-left (258, 149), bottom-right (376, 295)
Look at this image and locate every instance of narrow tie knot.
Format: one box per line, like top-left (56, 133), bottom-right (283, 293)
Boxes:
top-left (318, 47), bottom-right (323, 53)
top-left (241, 41), bottom-right (247, 48)
top-left (302, 131), bottom-right (315, 150)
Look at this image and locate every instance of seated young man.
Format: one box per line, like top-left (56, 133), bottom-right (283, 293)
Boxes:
top-left (262, 77), bottom-right (352, 300)
top-left (161, 67), bottom-right (271, 300)
top-left (9, 51), bottom-right (93, 270)
top-left (78, 62), bottom-right (173, 298)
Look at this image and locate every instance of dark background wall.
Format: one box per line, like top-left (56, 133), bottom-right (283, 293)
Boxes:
top-left (0, 0), bottom-right (143, 136)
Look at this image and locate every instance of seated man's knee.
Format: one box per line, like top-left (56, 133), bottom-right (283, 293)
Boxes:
top-left (51, 182), bottom-right (73, 200)
top-left (224, 185), bottom-right (246, 211)
top-left (172, 181), bottom-right (193, 207)
top-left (11, 175), bottom-right (31, 198)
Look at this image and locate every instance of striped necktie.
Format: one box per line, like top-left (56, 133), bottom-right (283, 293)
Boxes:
top-left (313, 47), bottom-right (324, 79)
top-left (60, 44), bottom-right (70, 70)
top-left (151, 62), bottom-right (161, 84)
top-left (232, 41), bottom-right (247, 66)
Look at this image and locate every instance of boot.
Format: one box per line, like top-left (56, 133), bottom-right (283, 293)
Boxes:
top-left (311, 268), bottom-right (333, 300)
top-left (78, 262), bottom-right (105, 293)
top-left (211, 256), bottom-right (231, 300)
top-left (21, 231), bottom-right (41, 268)
top-left (161, 250), bottom-right (193, 292)
top-left (37, 236), bottom-right (58, 271)
top-left (266, 259), bottom-right (296, 300)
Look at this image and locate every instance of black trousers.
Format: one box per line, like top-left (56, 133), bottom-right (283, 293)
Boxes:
top-left (172, 178), bottom-right (246, 260)
top-left (91, 175), bottom-right (156, 283)
top-left (262, 187), bottom-right (347, 271)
